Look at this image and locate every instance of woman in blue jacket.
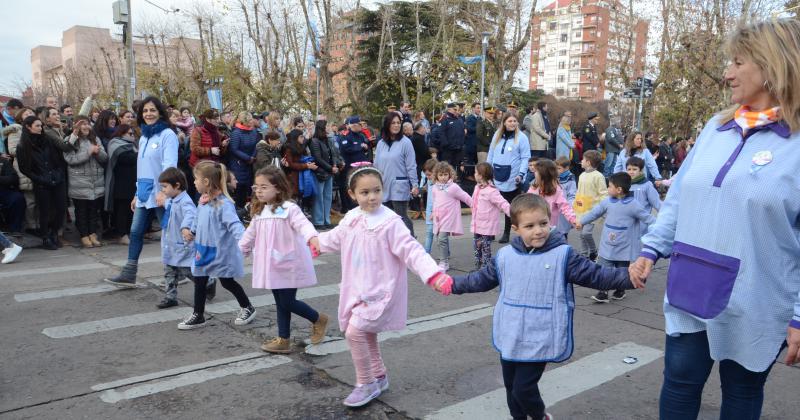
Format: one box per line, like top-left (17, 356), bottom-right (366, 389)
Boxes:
top-left (105, 96), bottom-right (178, 287)
top-left (227, 111), bottom-right (260, 208)
top-left (613, 132), bottom-right (661, 180)
top-left (487, 112), bottom-right (531, 243)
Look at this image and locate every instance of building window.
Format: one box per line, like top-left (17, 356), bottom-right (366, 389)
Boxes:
top-left (538, 71), bottom-right (544, 78)
top-left (558, 75), bottom-right (565, 83)
top-left (558, 61), bottom-right (566, 69)
top-left (560, 33), bottom-right (568, 42)
top-left (559, 49), bottom-right (567, 56)
top-left (556, 88), bottom-right (565, 96)
top-left (574, 31), bottom-right (581, 38)
top-left (549, 22), bottom-right (557, 30)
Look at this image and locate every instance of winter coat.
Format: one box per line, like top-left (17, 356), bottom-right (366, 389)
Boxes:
top-left (318, 205), bottom-right (442, 332)
top-left (174, 116), bottom-right (195, 137)
top-left (0, 157), bottom-right (20, 191)
top-left (431, 112), bottom-right (465, 151)
top-left (189, 124), bottom-right (226, 167)
top-left (64, 134), bottom-right (108, 200)
top-left (410, 132), bottom-right (431, 171)
top-left (254, 141), bottom-right (282, 173)
top-left (16, 133), bottom-right (68, 188)
top-left (581, 122), bottom-right (600, 152)
top-left (309, 135), bottom-right (342, 182)
top-left (556, 125), bottom-right (574, 159)
top-left (337, 130), bottom-right (369, 166)
top-left (228, 124), bottom-right (260, 185)
top-left (3, 124), bottom-right (32, 191)
top-left (282, 143), bottom-right (313, 197)
top-left (239, 201), bottom-right (319, 289)
top-left (470, 183), bottom-right (510, 236)
top-left (529, 110), bottom-right (550, 151)
top-left (105, 137), bottom-right (137, 210)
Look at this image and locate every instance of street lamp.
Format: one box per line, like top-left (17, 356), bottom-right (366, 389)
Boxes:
top-left (315, 61), bottom-right (321, 119)
top-left (480, 32), bottom-right (491, 115)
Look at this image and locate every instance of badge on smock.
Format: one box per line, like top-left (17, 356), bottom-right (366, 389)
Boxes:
top-left (750, 150), bottom-right (772, 174)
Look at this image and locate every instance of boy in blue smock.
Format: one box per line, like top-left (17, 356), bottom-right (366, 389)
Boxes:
top-left (576, 172), bottom-right (655, 303)
top-left (156, 168), bottom-right (196, 309)
top-left (626, 156), bottom-right (661, 214)
top-left (433, 193), bottom-right (638, 420)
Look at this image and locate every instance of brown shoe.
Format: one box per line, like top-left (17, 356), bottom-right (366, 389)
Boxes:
top-left (261, 337), bottom-right (292, 354)
top-left (310, 313), bottom-right (329, 344)
top-left (89, 233), bottom-right (102, 247)
top-left (80, 236), bottom-right (94, 248)
top-left (119, 235), bottom-right (130, 245)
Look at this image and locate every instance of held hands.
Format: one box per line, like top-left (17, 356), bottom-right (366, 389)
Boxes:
top-left (427, 272), bottom-right (454, 295)
top-left (155, 192), bottom-right (167, 207)
top-left (308, 237), bottom-right (321, 257)
top-left (785, 326), bottom-right (800, 365)
top-left (332, 166), bottom-right (339, 174)
top-left (181, 228), bottom-right (194, 242)
top-left (222, 138), bottom-right (230, 147)
top-left (574, 222), bottom-right (582, 230)
top-left (628, 256), bottom-right (653, 289)
top-left (411, 186), bottom-right (419, 197)
top-left (199, 193), bottom-right (210, 205)
top-left (307, 162), bottom-right (318, 170)
top-left (514, 175), bottom-right (522, 185)
top-left (361, 143), bottom-right (368, 150)
top-left (211, 147), bottom-right (221, 156)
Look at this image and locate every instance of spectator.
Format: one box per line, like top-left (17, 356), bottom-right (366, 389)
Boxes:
top-left (672, 138), bottom-right (688, 171)
top-left (105, 124), bottom-right (138, 245)
top-left (613, 132), bottom-right (662, 180)
top-left (282, 129), bottom-right (318, 208)
top-left (0, 154), bottom-right (25, 236)
top-left (555, 111), bottom-right (574, 160)
top-left (16, 116), bottom-right (68, 249)
top-left (3, 107), bottom-right (37, 232)
top-left (432, 103), bottom-right (466, 169)
top-left (527, 102), bottom-right (551, 158)
top-left (174, 107), bottom-right (195, 137)
top-left (410, 122), bottom-right (432, 174)
top-left (93, 110), bottom-right (119, 151)
top-left (476, 106), bottom-right (498, 163)
top-left (308, 120), bottom-right (342, 229)
top-left (337, 116), bottom-right (369, 211)
top-left (228, 111), bottom-right (260, 208)
top-left (255, 131), bottom-right (283, 173)
top-left (64, 116), bottom-right (108, 248)
top-left (189, 109), bottom-right (229, 167)
top-left (118, 109), bottom-right (136, 127)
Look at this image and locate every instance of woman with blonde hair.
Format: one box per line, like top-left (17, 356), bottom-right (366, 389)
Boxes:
top-left (629, 19), bottom-right (800, 418)
top-left (555, 111), bottom-right (574, 160)
top-left (486, 112), bottom-right (531, 243)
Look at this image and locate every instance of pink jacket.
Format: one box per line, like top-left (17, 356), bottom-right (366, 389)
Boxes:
top-left (238, 202), bottom-right (318, 289)
top-left (470, 183), bottom-right (511, 236)
top-left (318, 206), bottom-right (441, 333)
top-left (528, 185), bottom-right (577, 227)
top-left (432, 181), bottom-right (473, 235)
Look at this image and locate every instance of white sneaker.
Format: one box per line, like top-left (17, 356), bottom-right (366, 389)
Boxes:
top-left (1, 244), bottom-right (22, 264)
top-left (438, 261), bottom-right (449, 271)
top-left (234, 306), bottom-right (256, 325)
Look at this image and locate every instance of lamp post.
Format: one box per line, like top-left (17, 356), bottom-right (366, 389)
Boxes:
top-left (315, 61), bottom-right (321, 119)
top-left (480, 32), bottom-right (491, 114)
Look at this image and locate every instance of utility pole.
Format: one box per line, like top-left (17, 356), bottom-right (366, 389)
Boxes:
top-left (127, 0), bottom-right (135, 110)
top-left (636, 79), bottom-right (644, 132)
top-left (480, 32), bottom-right (491, 114)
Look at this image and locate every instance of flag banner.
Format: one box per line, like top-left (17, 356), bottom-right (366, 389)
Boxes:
top-left (457, 55), bottom-right (482, 65)
top-left (207, 89), bottom-right (222, 110)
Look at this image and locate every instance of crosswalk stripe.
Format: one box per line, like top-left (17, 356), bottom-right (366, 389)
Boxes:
top-left (14, 284), bottom-right (124, 302)
top-left (424, 342), bottom-right (664, 419)
top-left (41, 283), bottom-right (341, 338)
top-left (305, 304), bottom-right (494, 356)
top-left (98, 355), bottom-right (292, 403)
top-left (91, 352), bottom-right (265, 391)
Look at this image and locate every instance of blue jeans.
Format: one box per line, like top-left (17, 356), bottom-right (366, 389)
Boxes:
top-left (659, 331), bottom-right (780, 420)
top-left (127, 206), bottom-right (164, 261)
top-left (603, 152), bottom-right (618, 178)
top-left (312, 177), bottom-right (333, 226)
top-left (424, 223), bottom-right (434, 253)
top-left (0, 231), bottom-right (13, 249)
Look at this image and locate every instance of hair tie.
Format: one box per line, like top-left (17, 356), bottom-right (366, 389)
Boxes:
top-left (350, 161), bottom-right (372, 168)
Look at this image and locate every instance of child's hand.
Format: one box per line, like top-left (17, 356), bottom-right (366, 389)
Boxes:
top-left (199, 194), bottom-right (210, 205)
top-left (181, 228), bottom-right (194, 242)
top-left (427, 272), bottom-right (453, 295)
top-left (308, 237), bottom-right (321, 257)
top-left (655, 180), bottom-right (662, 187)
top-left (574, 222), bottom-right (582, 230)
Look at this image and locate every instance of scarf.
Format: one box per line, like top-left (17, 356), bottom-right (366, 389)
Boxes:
top-left (561, 123), bottom-right (571, 132)
top-left (141, 120), bottom-right (170, 138)
top-left (558, 170), bottom-right (573, 183)
top-left (734, 105), bottom-right (780, 135)
top-left (631, 174), bottom-right (646, 184)
top-left (203, 120), bottom-right (221, 147)
top-left (235, 122), bottom-right (252, 131)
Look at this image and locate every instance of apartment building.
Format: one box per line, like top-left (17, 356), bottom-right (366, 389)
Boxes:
top-left (529, 0), bottom-right (648, 102)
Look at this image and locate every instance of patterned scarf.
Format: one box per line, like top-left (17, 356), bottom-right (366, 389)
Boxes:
top-left (734, 105), bottom-right (781, 135)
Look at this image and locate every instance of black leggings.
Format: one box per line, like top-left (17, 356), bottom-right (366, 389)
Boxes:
top-left (499, 189), bottom-right (521, 236)
top-left (272, 288), bottom-right (319, 338)
top-left (192, 276), bottom-right (251, 316)
top-left (34, 183), bottom-right (67, 237)
top-left (73, 197), bottom-right (102, 237)
top-left (113, 198), bottom-right (134, 236)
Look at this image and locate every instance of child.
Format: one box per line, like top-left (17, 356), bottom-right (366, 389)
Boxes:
top-left (573, 150), bottom-right (607, 261)
top-left (528, 159), bottom-right (577, 228)
top-left (626, 156), bottom-right (661, 214)
top-left (420, 159), bottom-right (438, 253)
top-left (309, 164), bottom-right (447, 408)
top-left (555, 157), bottom-right (577, 240)
top-left (521, 156), bottom-right (539, 192)
top-left (254, 131), bottom-right (282, 173)
top-left (471, 163), bottom-right (511, 269)
top-left (433, 193), bottom-right (639, 420)
top-left (178, 161), bottom-right (257, 330)
top-left (431, 161), bottom-right (473, 271)
top-left (239, 166), bottom-right (329, 353)
top-left (576, 172), bottom-right (655, 303)
top-left (157, 167), bottom-right (196, 309)
top-left (0, 232), bottom-right (22, 264)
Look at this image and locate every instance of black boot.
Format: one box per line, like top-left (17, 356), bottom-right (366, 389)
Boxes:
top-left (41, 235), bottom-right (58, 250)
top-left (51, 233), bottom-right (63, 248)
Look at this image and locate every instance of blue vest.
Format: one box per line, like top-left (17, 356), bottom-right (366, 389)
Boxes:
top-left (493, 244), bottom-right (574, 362)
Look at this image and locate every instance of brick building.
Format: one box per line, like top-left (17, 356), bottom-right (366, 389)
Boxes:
top-left (529, 0), bottom-right (648, 102)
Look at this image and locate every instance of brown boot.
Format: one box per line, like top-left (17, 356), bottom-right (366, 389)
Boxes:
top-left (261, 337), bottom-right (291, 354)
top-left (89, 233), bottom-right (102, 247)
top-left (310, 313), bottom-right (329, 344)
top-left (80, 236), bottom-right (94, 248)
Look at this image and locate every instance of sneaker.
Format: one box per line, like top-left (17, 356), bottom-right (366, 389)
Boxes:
top-left (591, 291), bottom-right (610, 303)
top-left (261, 337), bottom-right (291, 354)
top-left (588, 252), bottom-right (598, 262)
top-left (118, 235), bottom-right (130, 245)
top-left (438, 261), bottom-right (449, 271)
top-left (234, 306), bottom-right (256, 325)
top-left (343, 381), bottom-right (381, 407)
top-left (310, 313), bottom-right (329, 344)
top-left (156, 299), bottom-right (178, 309)
top-left (376, 374), bottom-right (389, 392)
top-left (1, 244), bottom-right (22, 264)
top-left (611, 290), bottom-right (626, 300)
top-left (206, 279), bottom-right (217, 301)
top-left (178, 313), bottom-right (207, 330)
top-left (103, 275), bottom-right (137, 288)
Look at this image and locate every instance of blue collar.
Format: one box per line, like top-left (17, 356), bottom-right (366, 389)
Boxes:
top-left (717, 118), bottom-right (791, 139)
top-left (609, 195), bottom-right (634, 204)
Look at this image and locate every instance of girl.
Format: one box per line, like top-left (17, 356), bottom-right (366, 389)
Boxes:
top-left (64, 116), bottom-right (108, 248)
top-left (238, 166), bottom-right (329, 353)
top-left (431, 161), bottom-right (473, 271)
top-left (470, 163), bottom-right (510, 269)
top-left (528, 159), bottom-right (577, 228)
top-left (178, 161), bottom-right (256, 330)
top-left (310, 164), bottom-right (447, 408)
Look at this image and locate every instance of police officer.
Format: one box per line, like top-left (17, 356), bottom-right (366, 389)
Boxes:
top-left (582, 112), bottom-right (600, 152)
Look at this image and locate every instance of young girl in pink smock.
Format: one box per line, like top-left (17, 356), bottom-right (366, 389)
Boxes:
top-left (431, 161), bottom-right (473, 271)
top-left (309, 163), bottom-right (450, 408)
top-left (470, 162), bottom-right (511, 269)
top-left (239, 166), bottom-right (329, 354)
top-left (528, 159), bottom-right (577, 228)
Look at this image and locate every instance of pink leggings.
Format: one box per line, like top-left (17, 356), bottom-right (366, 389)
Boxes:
top-left (345, 324), bottom-right (387, 385)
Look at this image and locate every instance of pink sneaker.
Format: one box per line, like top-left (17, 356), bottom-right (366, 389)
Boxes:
top-left (343, 381), bottom-right (381, 407)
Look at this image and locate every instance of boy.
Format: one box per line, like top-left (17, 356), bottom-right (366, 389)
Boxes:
top-left (433, 194), bottom-right (639, 420)
top-left (576, 172), bottom-right (655, 303)
top-left (522, 156), bottom-right (539, 192)
top-left (254, 132), bottom-right (283, 173)
top-left (421, 158), bottom-right (438, 253)
top-left (157, 167), bottom-right (198, 309)
top-left (555, 156), bottom-right (577, 241)
top-left (572, 150), bottom-right (607, 261)
top-left (626, 156), bottom-right (661, 214)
